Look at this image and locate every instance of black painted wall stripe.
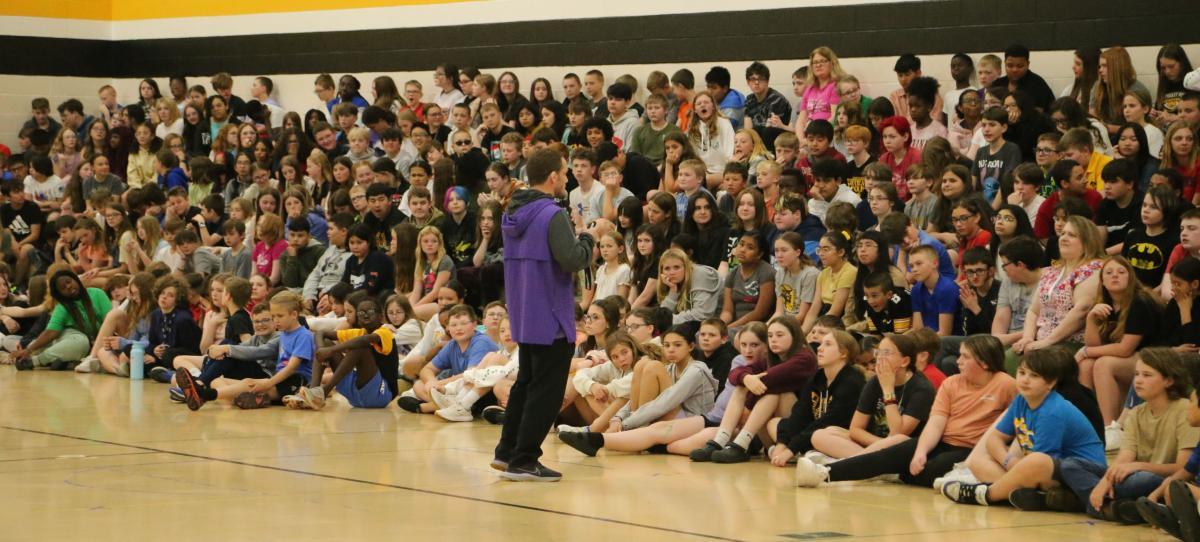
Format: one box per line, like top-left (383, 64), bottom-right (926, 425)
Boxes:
top-left (2, 0), bottom-right (1199, 78)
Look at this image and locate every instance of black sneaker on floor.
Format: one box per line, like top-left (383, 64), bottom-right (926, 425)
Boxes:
top-left (1170, 480), bottom-right (1200, 542)
top-left (481, 405), bottom-right (506, 425)
top-left (1136, 497), bottom-right (1182, 539)
top-left (48, 360), bottom-right (73, 371)
top-left (500, 462), bottom-right (562, 482)
top-left (711, 443), bottom-right (751, 464)
top-left (1008, 488), bottom-right (1049, 511)
top-left (148, 366), bottom-right (174, 384)
top-left (688, 440), bottom-right (722, 462)
top-left (1102, 499), bottom-right (1144, 525)
top-left (1045, 486), bottom-right (1083, 513)
top-left (396, 396), bottom-right (422, 413)
top-left (557, 430), bottom-right (600, 457)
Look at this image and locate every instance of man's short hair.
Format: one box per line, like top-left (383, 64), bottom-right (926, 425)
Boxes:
top-left (446, 304), bottom-right (477, 322)
top-left (745, 61), bottom-right (770, 81)
top-left (1005, 44), bottom-right (1031, 59)
top-left (810, 157), bottom-right (845, 180)
top-left (705, 66), bottom-right (731, 88)
top-left (526, 148), bottom-right (565, 186)
top-left (606, 83), bottom-right (632, 101)
top-left (1061, 127), bottom-right (1095, 150)
top-left (894, 54), bottom-right (921, 73)
top-left (57, 99), bottom-right (84, 115)
top-left (804, 120), bottom-right (834, 140)
top-left (670, 69), bottom-right (695, 89)
top-left (998, 236), bottom-right (1045, 270)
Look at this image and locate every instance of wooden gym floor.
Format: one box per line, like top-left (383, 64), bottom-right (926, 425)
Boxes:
top-left (0, 368), bottom-right (1172, 542)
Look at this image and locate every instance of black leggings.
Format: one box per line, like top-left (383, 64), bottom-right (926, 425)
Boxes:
top-left (828, 438), bottom-right (972, 488)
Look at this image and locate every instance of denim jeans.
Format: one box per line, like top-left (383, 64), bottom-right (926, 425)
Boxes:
top-left (1059, 457), bottom-right (1164, 517)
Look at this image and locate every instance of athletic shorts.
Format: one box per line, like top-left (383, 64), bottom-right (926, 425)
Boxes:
top-left (274, 374), bottom-right (306, 401)
top-left (335, 369), bottom-right (394, 408)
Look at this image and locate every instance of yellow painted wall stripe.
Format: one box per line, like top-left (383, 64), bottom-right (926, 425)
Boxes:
top-left (0, 0), bottom-right (471, 22)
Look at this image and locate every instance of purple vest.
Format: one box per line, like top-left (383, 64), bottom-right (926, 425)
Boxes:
top-left (502, 198), bottom-right (576, 345)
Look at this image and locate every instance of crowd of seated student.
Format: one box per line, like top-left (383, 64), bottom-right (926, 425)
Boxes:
top-left (4, 43), bottom-right (1200, 535)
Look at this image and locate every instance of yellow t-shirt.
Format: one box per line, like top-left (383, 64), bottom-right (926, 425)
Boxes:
top-left (1123, 397), bottom-right (1200, 464)
top-left (1085, 152), bottom-right (1113, 192)
top-left (337, 327), bottom-right (395, 356)
top-left (818, 263), bottom-right (858, 306)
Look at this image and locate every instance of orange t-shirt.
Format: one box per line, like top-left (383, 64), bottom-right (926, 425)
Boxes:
top-left (77, 243), bottom-right (110, 272)
top-left (931, 371), bottom-right (1016, 448)
top-left (677, 101), bottom-right (693, 132)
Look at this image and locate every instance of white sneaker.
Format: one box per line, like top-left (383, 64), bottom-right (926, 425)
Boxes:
top-left (803, 450), bottom-right (837, 466)
top-left (794, 457), bottom-right (831, 488)
top-left (74, 357), bottom-right (100, 373)
top-left (933, 462), bottom-right (980, 492)
top-left (435, 403), bottom-right (474, 422)
top-left (430, 388), bottom-right (455, 410)
top-left (1104, 421), bottom-right (1123, 452)
top-left (299, 386), bottom-right (326, 410)
top-left (557, 424), bottom-right (587, 434)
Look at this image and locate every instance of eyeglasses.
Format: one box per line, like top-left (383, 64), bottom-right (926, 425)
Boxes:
top-left (746, 76), bottom-right (767, 83)
top-left (951, 214), bottom-right (976, 223)
top-left (867, 196), bottom-right (890, 202)
top-left (1035, 147), bottom-right (1057, 154)
top-left (874, 348), bottom-right (897, 358)
top-left (811, 59), bottom-right (831, 66)
top-left (357, 307), bottom-right (378, 317)
top-left (626, 323), bottom-right (646, 332)
top-left (993, 214), bottom-right (1016, 223)
top-left (583, 314), bottom-right (602, 322)
top-left (963, 268), bottom-right (989, 276)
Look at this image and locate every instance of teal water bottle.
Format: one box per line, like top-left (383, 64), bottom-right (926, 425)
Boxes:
top-left (130, 343), bottom-right (144, 380)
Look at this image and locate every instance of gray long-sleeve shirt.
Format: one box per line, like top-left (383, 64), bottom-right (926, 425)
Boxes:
top-left (661, 264), bottom-right (721, 325)
top-left (615, 361), bottom-right (718, 429)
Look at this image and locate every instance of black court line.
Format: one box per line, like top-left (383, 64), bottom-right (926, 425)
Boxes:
top-left (2, 425), bottom-right (743, 542)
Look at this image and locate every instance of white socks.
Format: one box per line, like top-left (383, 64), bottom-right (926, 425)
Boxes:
top-left (733, 431), bottom-right (754, 450)
top-left (457, 389), bottom-right (482, 408)
top-left (713, 429), bottom-right (731, 447)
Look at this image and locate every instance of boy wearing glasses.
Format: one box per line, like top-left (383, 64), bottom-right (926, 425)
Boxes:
top-left (744, 62), bottom-right (791, 133)
top-left (957, 247), bottom-right (999, 336)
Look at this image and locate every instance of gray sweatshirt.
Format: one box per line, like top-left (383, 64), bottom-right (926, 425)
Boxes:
top-left (303, 244), bottom-right (352, 302)
top-left (227, 332), bottom-right (281, 374)
top-left (661, 264), bottom-right (721, 325)
top-left (615, 360), bottom-right (718, 429)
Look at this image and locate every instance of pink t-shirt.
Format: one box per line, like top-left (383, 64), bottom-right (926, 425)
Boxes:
top-left (801, 82), bottom-right (839, 122)
top-left (253, 239), bottom-right (288, 277)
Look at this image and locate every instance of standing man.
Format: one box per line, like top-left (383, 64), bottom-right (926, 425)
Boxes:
top-left (495, 148), bottom-right (611, 481)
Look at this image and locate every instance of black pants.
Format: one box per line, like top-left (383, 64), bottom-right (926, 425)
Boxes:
top-left (828, 437), bottom-right (972, 487)
top-left (495, 338), bottom-right (573, 468)
top-left (197, 356), bottom-right (269, 385)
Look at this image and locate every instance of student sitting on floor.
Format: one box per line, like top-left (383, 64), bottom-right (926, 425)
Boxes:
top-left (173, 303), bottom-right (279, 409)
top-left (941, 347), bottom-right (1106, 510)
top-left (398, 304), bottom-right (499, 414)
top-left (432, 315), bottom-right (520, 422)
top-left (1061, 348), bottom-right (1200, 524)
top-left (764, 330), bottom-right (866, 467)
top-left (809, 333), bottom-right (936, 462)
top-left (794, 335), bottom-right (1016, 489)
top-left (1133, 361), bottom-right (1200, 539)
top-left (557, 331), bottom-right (639, 433)
top-left (688, 315), bottom-right (816, 463)
top-left (557, 325), bottom-right (721, 455)
top-left (286, 296), bottom-right (400, 410)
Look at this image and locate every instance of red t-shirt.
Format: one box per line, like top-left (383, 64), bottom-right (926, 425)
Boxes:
top-left (1033, 189), bottom-right (1103, 239)
top-left (923, 363), bottom-right (947, 390)
top-left (880, 147), bottom-right (922, 201)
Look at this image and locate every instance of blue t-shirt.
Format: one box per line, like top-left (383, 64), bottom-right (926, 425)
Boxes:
top-left (997, 391), bottom-right (1106, 465)
top-left (1185, 445), bottom-right (1200, 477)
top-left (893, 230), bottom-right (955, 280)
top-left (911, 275), bottom-right (963, 335)
top-left (431, 332), bottom-right (500, 375)
top-left (277, 325), bottom-right (315, 381)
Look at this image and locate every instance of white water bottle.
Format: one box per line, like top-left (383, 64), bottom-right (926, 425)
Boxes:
top-left (130, 343), bottom-right (144, 381)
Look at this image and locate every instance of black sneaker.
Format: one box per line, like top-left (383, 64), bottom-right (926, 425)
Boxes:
top-left (500, 462), bottom-right (562, 482)
top-left (396, 395), bottom-right (422, 413)
top-left (1045, 486), bottom-right (1083, 513)
top-left (1136, 497), bottom-right (1181, 539)
top-left (689, 440), bottom-right (722, 462)
top-left (1170, 480), bottom-right (1200, 542)
top-left (481, 405), bottom-right (506, 425)
top-left (1102, 499), bottom-right (1144, 525)
top-left (149, 366), bottom-right (174, 384)
top-left (1008, 488), bottom-right (1049, 511)
top-left (49, 360), bottom-right (73, 371)
top-left (557, 430), bottom-right (600, 457)
top-left (711, 443), bottom-right (751, 464)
